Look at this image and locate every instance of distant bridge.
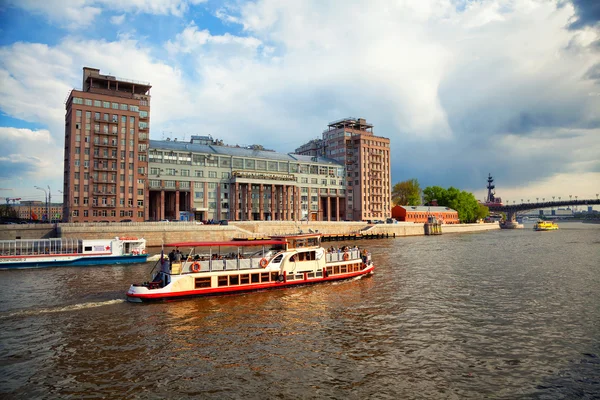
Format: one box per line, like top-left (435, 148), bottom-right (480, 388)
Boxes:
top-left (492, 199), bottom-right (600, 221)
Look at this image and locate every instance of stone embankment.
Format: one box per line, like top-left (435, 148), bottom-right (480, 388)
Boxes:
top-left (1, 221), bottom-right (500, 246)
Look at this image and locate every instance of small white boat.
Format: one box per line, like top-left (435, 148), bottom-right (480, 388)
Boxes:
top-left (126, 233), bottom-right (374, 302)
top-left (0, 237), bottom-right (147, 269)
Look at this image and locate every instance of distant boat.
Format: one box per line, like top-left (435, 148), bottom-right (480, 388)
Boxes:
top-left (0, 237), bottom-right (147, 269)
top-left (533, 221), bottom-right (559, 231)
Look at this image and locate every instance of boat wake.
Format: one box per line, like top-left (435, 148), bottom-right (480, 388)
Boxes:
top-left (0, 299), bottom-right (125, 320)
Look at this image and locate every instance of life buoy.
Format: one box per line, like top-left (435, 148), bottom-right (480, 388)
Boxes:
top-left (132, 249), bottom-right (138, 255)
top-left (142, 250), bottom-right (147, 254)
top-left (191, 262), bottom-right (201, 273)
top-left (343, 252), bottom-right (350, 261)
top-left (259, 258), bottom-right (268, 268)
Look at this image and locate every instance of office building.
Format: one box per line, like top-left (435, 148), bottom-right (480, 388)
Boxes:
top-left (148, 139), bottom-right (346, 222)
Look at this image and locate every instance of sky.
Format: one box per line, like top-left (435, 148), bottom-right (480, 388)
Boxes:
top-left (0, 0), bottom-right (599, 206)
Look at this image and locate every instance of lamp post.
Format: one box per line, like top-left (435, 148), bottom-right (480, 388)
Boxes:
top-left (47, 185), bottom-right (51, 222)
top-left (34, 186), bottom-right (48, 222)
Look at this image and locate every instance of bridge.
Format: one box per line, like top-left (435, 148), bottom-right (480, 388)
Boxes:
top-left (492, 199), bottom-right (600, 221)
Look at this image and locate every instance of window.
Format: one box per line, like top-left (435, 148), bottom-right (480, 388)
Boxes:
top-left (103, 101), bottom-right (110, 108)
top-left (120, 104), bottom-right (128, 110)
top-left (73, 97), bottom-right (83, 104)
top-left (208, 171), bottom-right (217, 178)
top-left (129, 105), bottom-right (139, 112)
top-left (85, 99), bottom-right (92, 106)
top-left (112, 102), bottom-right (119, 109)
top-left (195, 170), bottom-right (204, 177)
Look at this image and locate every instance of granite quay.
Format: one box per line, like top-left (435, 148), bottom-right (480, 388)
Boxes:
top-left (0, 221), bottom-right (500, 247)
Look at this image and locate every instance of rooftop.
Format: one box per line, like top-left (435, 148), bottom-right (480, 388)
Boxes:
top-left (149, 140), bottom-right (344, 166)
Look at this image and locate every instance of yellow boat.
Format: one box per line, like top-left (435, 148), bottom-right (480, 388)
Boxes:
top-left (534, 220), bottom-right (559, 231)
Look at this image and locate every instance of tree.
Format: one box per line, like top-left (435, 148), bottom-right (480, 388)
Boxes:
top-left (392, 179), bottom-right (422, 206)
top-left (0, 204), bottom-right (18, 219)
top-left (422, 185), bottom-right (485, 223)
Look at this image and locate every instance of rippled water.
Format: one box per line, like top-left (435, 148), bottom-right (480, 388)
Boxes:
top-left (1, 222), bottom-right (599, 399)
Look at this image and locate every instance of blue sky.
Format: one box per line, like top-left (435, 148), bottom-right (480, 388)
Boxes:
top-left (0, 0), bottom-right (599, 206)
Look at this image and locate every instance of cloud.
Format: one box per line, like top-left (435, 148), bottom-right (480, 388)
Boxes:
top-left (4, 0), bottom-right (207, 29)
top-left (110, 14), bottom-right (126, 25)
top-left (0, 127), bottom-right (61, 181)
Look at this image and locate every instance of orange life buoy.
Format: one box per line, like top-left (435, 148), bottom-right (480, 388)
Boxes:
top-left (191, 262), bottom-right (201, 273)
top-left (132, 249), bottom-right (138, 255)
top-left (259, 258), bottom-right (268, 268)
top-left (343, 252), bottom-right (350, 261)
top-left (142, 249), bottom-right (147, 254)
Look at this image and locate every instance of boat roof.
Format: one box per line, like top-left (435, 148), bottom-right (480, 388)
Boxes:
top-left (165, 239), bottom-right (287, 247)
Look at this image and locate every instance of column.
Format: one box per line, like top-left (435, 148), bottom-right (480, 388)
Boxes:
top-left (259, 184), bottom-right (264, 221)
top-left (327, 196), bottom-right (331, 221)
top-left (203, 182), bottom-right (208, 219)
top-left (336, 196), bottom-right (340, 221)
top-left (189, 181), bottom-right (195, 218)
top-left (175, 190), bottom-right (180, 221)
top-left (317, 189), bottom-right (322, 221)
top-left (160, 190), bottom-right (165, 220)
top-left (271, 184), bottom-right (275, 220)
top-left (233, 182), bottom-right (239, 221)
top-left (216, 184), bottom-right (221, 220)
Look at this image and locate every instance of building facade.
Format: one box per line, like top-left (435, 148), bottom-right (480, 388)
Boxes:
top-left (63, 67), bottom-right (151, 222)
top-left (296, 118), bottom-right (391, 221)
top-left (148, 139), bottom-right (346, 222)
top-left (14, 201), bottom-right (63, 222)
top-left (392, 205), bottom-right (459, 224)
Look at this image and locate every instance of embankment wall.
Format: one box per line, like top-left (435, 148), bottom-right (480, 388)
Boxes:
top-left (0, 221), bottom-right (500, 247)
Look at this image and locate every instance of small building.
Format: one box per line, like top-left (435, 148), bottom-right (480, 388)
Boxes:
top-left (392, 205), bottom-right (459, 224)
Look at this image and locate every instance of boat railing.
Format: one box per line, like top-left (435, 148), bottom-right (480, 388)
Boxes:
top-left (325, 249), bottom-right (361, 263)
top-left (176, 257), bottom-right (266, 274)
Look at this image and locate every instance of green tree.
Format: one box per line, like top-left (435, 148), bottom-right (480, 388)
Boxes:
top-left (0, 204), bottom-right (18, 219)
top-left (392, 179), bottom-right (422, 206)
top-left (422, 185), bottom-right (484, 223)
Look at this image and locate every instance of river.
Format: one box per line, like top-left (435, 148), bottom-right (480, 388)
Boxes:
top-left (1, 221), bottom-right (599, 399)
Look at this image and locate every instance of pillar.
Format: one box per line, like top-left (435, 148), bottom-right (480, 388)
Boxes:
top-left (160, 190), bottom-right (165, 220)
top-left (175, 190), bottom-right (180, 221)
top-left (271, 184), bottom-right (275, 220)
top-left (233, 182), bottom-right (239, 221)
top-left (336, 196), bottom-right (340, 221)
top-left (216, 184), bottom-right (221, 220)
top-left (259, 184), bottom-right (264, 221)
top-left (327, 196), bottom-right (331, 222)
top-left (247, 183), bottom-right (253, 221)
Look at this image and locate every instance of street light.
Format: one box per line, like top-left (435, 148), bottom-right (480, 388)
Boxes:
top-left (34, 186), bottom-right (48, 222)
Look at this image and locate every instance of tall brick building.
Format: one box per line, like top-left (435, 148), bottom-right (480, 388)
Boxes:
top-left (63, 67), bottom-right (151, 222)
top-left (296, 118), bottom-right (391, 221)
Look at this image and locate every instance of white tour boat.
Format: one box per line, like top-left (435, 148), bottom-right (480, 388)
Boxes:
top-left (0, 237), bottom-right (148, 269)
top-left (126, 233), bottom-right (374, 302)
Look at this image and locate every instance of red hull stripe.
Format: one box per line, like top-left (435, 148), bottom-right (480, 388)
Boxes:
top-left (128, 266), bottom-right (374, 300)
top-left (165, 240), bottom-right (287, 247)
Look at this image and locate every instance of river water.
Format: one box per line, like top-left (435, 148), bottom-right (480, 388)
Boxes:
top-left (1, 222), bottom-right (599, 399)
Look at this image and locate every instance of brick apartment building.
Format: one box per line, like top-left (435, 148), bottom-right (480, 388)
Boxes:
top-left (296, 118), bottom-right (391, 221)
top-left (63, 67), bottom-right (151, 222)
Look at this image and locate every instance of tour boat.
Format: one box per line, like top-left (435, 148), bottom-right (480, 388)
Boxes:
top-left (0, 237), bottom-right (147, 269)
top-left (126, 233), bottom-right (374, 302)
top-left (533, 220), bottom-right (559, 231)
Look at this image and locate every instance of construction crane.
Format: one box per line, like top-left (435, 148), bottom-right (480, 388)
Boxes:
top-left (4, 197), bottom-right (21, 205)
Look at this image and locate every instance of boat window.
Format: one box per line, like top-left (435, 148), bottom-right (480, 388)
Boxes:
top-left (195, 277), bottom-right (211, 289)
top-left (229, 275), bottom-right (239, 285)
top-left (218, 276), bottom-right (228, 287)
top-left (260, 272), bottom-right (270, 282)
top-left (240, 274), bottom-right (250, 284)
top-left (270, 272), bottom-right (278, 281)
top-left (272, 254), bottom-right (284, 264)
top-left (251, 274), bottom-right (260, 283)
top-left (340, 265), bottom-right (347, 273)
top-left (84, 246), bottom-right (92, 252)
top-left (334, 266), bottom-right (340, 274)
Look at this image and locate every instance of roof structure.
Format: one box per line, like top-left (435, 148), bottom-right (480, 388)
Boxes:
top-left (149, 140), bottom-right (343, 166)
